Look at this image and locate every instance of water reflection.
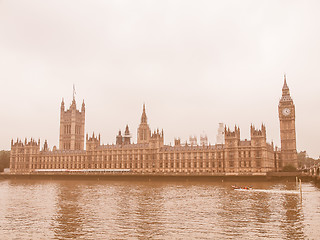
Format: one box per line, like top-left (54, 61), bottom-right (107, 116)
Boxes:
top-left (53, 182), bottom-right (85, 239)
top-left (0, 179), bottom-right (319, 239)
top-left (116, 183), bottom-right (165, 238)
top-left (281, 193), bottom-right (305, 239)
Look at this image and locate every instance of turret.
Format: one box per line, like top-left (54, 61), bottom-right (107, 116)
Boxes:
top-left (174, 138), bottom-right (181, 146)
top-left (61, 98), bottom-right (65, 112)
top-left (123, 125), bottom-right (131, 145)
top-left (43, 140), bottom-right (48, 151)
top-left (81, 100), bottom-right (85, 113)
top-left (224, 125), bottom-right (240, 138)
top-left (116, 130), bottom-right (123, 145)
top-left (250, 124), bottom-right (267, 147)
top-left (224, 125), bottom-right (240, 172)
top-left (86, 132), bottom-right (101, 151)
top-left (224, 125), bottom-right (240, 147)
top-left (149, 128), bottom-right (164, 148)
top-left (250, 123), bottom-right (266, 137)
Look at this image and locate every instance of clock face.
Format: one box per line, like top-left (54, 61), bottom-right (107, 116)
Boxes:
top-left (282, 108), bottom-right (291, 116)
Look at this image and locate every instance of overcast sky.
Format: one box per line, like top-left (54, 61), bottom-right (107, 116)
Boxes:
top-left (0, 0), bottom-right (319, 158)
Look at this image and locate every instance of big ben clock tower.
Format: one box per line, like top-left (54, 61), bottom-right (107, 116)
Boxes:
top-left (278, 75), bottom-right (298, 169)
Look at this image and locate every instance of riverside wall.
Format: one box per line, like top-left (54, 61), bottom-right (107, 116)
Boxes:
top-left (0, 171), bottom-right (307, 182)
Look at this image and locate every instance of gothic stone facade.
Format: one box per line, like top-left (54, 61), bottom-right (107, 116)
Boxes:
top-left (10, 77), bottom-right (297, 174)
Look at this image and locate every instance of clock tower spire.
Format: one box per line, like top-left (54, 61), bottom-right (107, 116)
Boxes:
top-left (278, 75), bottom-right (298, 169)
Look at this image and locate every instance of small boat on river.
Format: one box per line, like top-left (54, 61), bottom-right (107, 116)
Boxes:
top-left (231, 185), bottom-right (253, 190)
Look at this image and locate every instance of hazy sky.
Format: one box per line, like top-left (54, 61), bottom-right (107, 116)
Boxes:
top-left (0, 0), bottom-right (319, 158)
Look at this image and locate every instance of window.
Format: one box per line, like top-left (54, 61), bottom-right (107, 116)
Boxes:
top-left (256, 160), bottom-right (261, 168)
top-left (229, 161), bottom-right (234, 168)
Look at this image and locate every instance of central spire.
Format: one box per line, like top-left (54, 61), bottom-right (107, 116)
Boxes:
top-left (137, 103), bottom-right (151, 144)
top-left (141, 103), bottom-right (147, 123)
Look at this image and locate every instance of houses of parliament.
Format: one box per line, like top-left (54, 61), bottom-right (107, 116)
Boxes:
top-left (9, 76), bottom-right (298, 175)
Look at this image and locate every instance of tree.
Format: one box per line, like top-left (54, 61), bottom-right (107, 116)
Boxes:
top-left (0, 151), bottom-right (10, 172)
top-left (282, 164), bottom-right (297, 172)
top-left (297, 151), bottom-right (319, 169)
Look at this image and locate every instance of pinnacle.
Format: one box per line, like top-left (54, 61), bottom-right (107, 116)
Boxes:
top-left (283, 74), bottom-right (289, 90)
top-left (141, 103), bottom-right (147, 123)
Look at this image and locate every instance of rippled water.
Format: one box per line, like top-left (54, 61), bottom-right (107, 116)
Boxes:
top-left (0, 179), bottom-right (320, 239)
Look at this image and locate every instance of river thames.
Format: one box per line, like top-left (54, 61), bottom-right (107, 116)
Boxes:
top-left (0, 178), bottom-right (319, 239)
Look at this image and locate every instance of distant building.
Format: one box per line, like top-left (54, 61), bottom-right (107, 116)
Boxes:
top-left (189, 136), bottom-right (197, 146)
top-left (200, 134), bottom-right (208, 146)
top-left (216, 123), bottom-right (224, 144)
top-left (10, 76), bottom-right (298, 175)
